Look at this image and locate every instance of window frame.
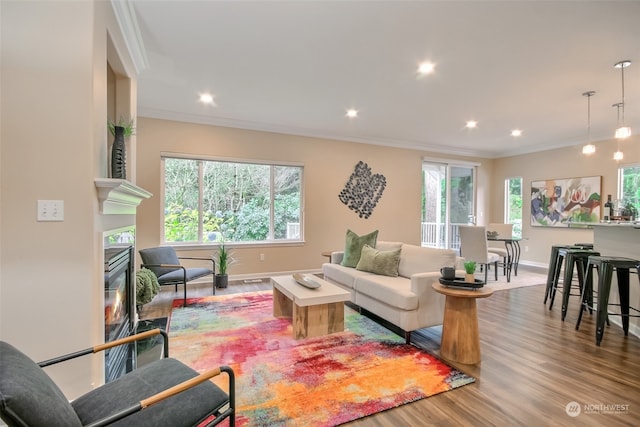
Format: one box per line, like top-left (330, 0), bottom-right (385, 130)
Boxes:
top-left (617, 162), bottom-right (640, 215)
top-left (160, 153), bottom-right (305, 247)
top-left (504, 176), bottom-right (523, 238)
top-left (421, 158), bottom-right (479, 249)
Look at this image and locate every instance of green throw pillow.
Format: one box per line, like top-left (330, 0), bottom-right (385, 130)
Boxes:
top-left (341, 229), bottom-right (379, 268)
top-left (356, 244), bottom-right (401, 277)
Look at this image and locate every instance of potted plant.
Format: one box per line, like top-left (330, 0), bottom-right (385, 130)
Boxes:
top-left (621, 200), bottom-right (638, 221)
top-left (464, 261), bottom-right (477, 283)
top-left (108, 116), bottom-right (136, 137)
top-left (135, 268), bottom-right (160, 310)
top-left (215, 243), bottom-right (236, 288)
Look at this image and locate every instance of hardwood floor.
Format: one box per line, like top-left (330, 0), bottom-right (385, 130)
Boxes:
top-left (139, 269), bottom-right (640, 426)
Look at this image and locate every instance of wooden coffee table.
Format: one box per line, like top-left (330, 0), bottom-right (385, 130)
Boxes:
top-left (271, 274), bottom-right (350, 339)
top-left (432, 282), bottom-right (493, 364)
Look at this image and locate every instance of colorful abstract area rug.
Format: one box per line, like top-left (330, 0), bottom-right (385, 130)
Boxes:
top-left (168, 291), bottom-right (475, 426)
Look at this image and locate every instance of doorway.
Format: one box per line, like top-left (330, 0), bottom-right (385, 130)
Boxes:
top-left (422, 161), bottom-right (476, 250)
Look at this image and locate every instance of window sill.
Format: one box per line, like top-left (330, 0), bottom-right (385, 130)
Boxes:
top-left (166, 240), bottom-right (305, 251)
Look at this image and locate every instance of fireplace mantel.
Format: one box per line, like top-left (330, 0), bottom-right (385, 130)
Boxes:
top-left (95, 178), bottom-right (152, 214)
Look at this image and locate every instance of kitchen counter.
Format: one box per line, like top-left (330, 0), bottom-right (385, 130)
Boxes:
top-left (569, 221), bottom-right (640, 228)
top-left (590, 224), bottom-right (640, 340)
top-left (593, 221), bottom-right (640, 227)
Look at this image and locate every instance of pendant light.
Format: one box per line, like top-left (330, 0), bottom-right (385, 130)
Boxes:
top-left (614, 150), bottom-right (624, 161)
top-left (582, 91), bottom-right (596, 155)
top-left (613, 102), bottom-right (624, 161)
top-left (614, 60), bottom-right (631, 139)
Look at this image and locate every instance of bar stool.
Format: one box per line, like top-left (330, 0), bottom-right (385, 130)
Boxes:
top-left (573, 243), bottom-right (594, 249)
top-left (544, 245), bottom-right (571, 304)
top-left (544, 243), bottom-right (595, 304)
top-left (559, 248), bottom-right (600, 320)
top-left (575, 256), bottom-right (640, 346)
top-left (575, 257), bottom-right (604, 332)
top-left (548, 247), bottom-right (600, 321)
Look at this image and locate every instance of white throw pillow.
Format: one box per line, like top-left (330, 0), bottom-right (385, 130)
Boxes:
top-left (398, 244), bottom-right (456, 277)
top-left (375, 241), bottom-right (403, 252)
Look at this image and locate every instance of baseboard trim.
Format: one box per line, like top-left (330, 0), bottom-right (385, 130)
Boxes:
top-left (187, 269), bottom-right (323, 285)
top-left (517, 260), bottom-right (548, 271)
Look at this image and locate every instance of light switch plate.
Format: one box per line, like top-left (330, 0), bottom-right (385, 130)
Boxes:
top-left (37, 200), bottom-right (64, 221)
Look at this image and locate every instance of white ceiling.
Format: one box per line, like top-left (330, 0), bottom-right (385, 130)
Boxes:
top-left (129, 0), bottom-right (640, 158)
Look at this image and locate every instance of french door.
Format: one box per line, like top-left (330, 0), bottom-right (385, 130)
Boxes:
top-left (422, 161), bottom-right (476, 250)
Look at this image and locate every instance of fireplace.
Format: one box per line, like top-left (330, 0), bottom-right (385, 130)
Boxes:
top-left (104, 243), bottom-right (135, 382)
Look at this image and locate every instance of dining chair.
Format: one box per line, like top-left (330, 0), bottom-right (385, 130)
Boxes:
top-left (459, 225), bottom-right (501, 283)
top-left (487, 223), bottom-right (514, 275)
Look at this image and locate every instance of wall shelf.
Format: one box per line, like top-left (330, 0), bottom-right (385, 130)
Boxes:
top-left (95, 178), bottom-right (152, 214)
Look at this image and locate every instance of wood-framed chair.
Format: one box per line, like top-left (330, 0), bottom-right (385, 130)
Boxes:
top-left (459, 225), bottom-right (501, 283)
top-left (0, 329), bottom-right (235, 427)
top-left (139, 247), bottom-right (215, 306)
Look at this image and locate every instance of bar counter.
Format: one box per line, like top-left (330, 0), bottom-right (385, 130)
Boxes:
top-left (590, 223), bottom-right (640, 339)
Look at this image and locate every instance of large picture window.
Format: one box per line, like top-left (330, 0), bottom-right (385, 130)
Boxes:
top-left (162, 156), bottom-right (303, 244)
top-left (618, 163), bottom-right (640, 218)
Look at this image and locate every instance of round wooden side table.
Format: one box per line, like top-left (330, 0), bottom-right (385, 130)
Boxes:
top-left (432, 282), bottom-right (493, 364)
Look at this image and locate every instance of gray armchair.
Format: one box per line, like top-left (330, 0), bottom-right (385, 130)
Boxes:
top-left (139, 247), bottom-right (215, 306)
top-left (0, 329), bottom-right (235, 427)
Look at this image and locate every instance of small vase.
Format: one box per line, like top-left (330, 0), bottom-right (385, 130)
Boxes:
top-left (111, 125), bottom-right (126, 179)
top-left (465, 273), bottom-right (475, 283)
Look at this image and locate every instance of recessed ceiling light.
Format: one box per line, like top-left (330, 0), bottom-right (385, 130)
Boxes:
top-left (346, 109), bottom-right (358, 118)
top-left (199, 93), bottom-right (215, 104)
top-left (465, 120), bottom-right (478, 129)
top-left (511, 129), bottom-right (522, 137)
top-left (418, 62), bottom-right (435, 75)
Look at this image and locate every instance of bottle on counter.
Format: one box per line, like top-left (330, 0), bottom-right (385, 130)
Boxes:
top-left (604, 194), bottom-right (613, 221)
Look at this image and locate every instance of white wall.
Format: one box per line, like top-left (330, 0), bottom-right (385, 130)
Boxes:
top-left (135, 118), bottom-right (491, 276)
top-left (491, 136), bottom-right (640, 266)
top-left (137, 119), bottom-right (640, 273)
top-left (4, 0), bottom-right (637, 402)
top-left (0, 0), bottom-right (138, 399)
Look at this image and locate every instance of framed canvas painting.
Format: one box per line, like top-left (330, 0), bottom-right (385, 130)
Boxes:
top-left (530, 176), bottom-right (601, 227)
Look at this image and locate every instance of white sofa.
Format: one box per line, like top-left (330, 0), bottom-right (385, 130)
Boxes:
top-left (322, 241), bottom-right (464, 343)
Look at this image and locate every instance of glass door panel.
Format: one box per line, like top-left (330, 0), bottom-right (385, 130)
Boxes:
top-left (422, 163), bottom-right (446, 248)
top-left (422, 162), bottom-right (475, 250)
top-left (449, 166), bottom-right (474, 250)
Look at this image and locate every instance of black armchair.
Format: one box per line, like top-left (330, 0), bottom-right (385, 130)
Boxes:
top-left (139, 247), bottom-right (215, 306)
top-left (0, 329), bottom-right (235, 427)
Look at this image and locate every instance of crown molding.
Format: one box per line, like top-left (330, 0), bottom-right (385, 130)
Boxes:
top-left (138, 106), bottom-right (597, 160)
top-left (138, 107), bottom-right (493, 159)
top-left (111, 0), bottom-right (148, 74)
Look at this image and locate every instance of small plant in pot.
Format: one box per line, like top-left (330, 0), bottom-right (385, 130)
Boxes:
top-left (463, 261), bottom-right (477, 283)
top-left (108, 116), bottom-right (136, 137)
top-left (621, 200), bottom-right (638, 221)
top-left (215, 243), bottom-right (236, 288)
